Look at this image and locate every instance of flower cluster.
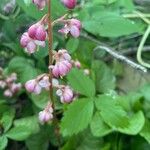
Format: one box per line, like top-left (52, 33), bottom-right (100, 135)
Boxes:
top-left (0, 68), bottom-right (22, 97)
top-left (21, 0), bottom-right (79, 123)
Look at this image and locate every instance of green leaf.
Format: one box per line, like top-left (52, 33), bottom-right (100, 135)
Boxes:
top-left (66, 38), bottom-right (79, 54)
top-left (8, 57), bottom-right (39, 83)
top-left (94, 0), bottom-right (117, 5)
top-left (1, 108), bottom-right (15, 132)
top-left (90, 112), bottom-right (112, 137)
top-left (140, 84), bottom-right (150, 101)
top-left (83, 11), bottom-right (142, 37)
top-left (95, 95), bottom-right (129, 128)
top-left (31, 91), bottom-right (49, 109)
top-left (92, 61), bottom-right (116, 93)
top-left (140, 119), bottom-right (150, 144)
top-left (67, 68), bottom-right (95, 97)
top-left (0, 136), bottom-right (8, 150)
top-left (118, 111), bottom-right (145, 135)
top-left (61, 98), bottom-right (94, 136)
top-left (6, 116), bottom-right (40, 141)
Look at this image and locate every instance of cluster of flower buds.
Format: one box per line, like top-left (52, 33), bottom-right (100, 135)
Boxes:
top-left (25, 74), bottom-right (59, 94)
top-left (20, 19), bottom-right (47, 54)
top-left (22, 0), bottom-right (80, 123)
top-left (0, 68), bottom-right (22, 97)
top-left (49, 49), bottom-right (72, 78)
top-left (39, 102), bottom-right (53, 124)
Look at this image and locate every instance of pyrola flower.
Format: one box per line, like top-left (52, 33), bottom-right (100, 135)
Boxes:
top-left (59, 19), bottom-right (81, 38)
top-left (39, 103), bottom-right (53, 123)
top-left (4, 89), bottom-right (13, 97)
top-left (28, 23), bottom-right (47, 41)
top-left (32, 0), bottom-right (48, 10)
top-left (61, 0), bottom-right (76, 9)
top-left (56, 86), bottom-right (73, 103)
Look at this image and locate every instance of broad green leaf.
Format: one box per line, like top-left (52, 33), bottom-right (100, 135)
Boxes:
top-left (92, 61), bottom-right (116, 93)
top-left (83, 12), bottom-right (141, 37)
top-left (140, 84), bottom-right (150, 101)
top-left (90, 112), bottom-right (112, 137)
top-left (61, 98), bottom-right (94, 136)
top-left (8, 57), bottom-right (39, 83)
top-left (140, 119), bottom-right (150, 144)
top-left (1, 108), bottom-right (15, 132)
top-left (95, 95), bottom-right (129, 128)
top-left (67, 68), bottom-right (95, 97)
top-left (118, 111), bottom-right (145, 135)
top-left (66, 38), bottom-right (79, 54)
top-left (6, 126), bottom-right (32, 141)
top-left (6, 116), bottom-right (40, 141)
top-left (0, 136), bottom-right (8, 150)
top-left (31, 91), bottom-right (49, 109)
top-left (94, 0), bottom-right (117, 5)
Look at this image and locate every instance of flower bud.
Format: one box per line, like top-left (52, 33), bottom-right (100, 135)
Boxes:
top-left (4, 89), bottom-right (13, 97)
top-left (61, 0), bottom-right (77, 9)
top-left (39, 103), bottom-right (53, 124)
top-left (28, 23), bottom-right (47, 41)
top-left (58, 19), bottom-right (81, 38)
top-left (51, 60), bottom-right (72, 78)
top-left (32, 0), bottom-right (48, 10)
top-left (56, 86), bottom-right (73, 103)
top-left (25, 79), bottom-right (41, 94)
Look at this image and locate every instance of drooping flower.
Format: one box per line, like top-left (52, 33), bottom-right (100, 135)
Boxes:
top-left (39, 103), bottom-right (53, 123)
top-left (58, 19), bottom-right (81, 38)
top-left (28, 23), bottom-right (47, 41)
top-left (32, 0), bottom-right (48, 10)
top-left (56, 86), bottom-right (73, 103)
top-left (61, 0), bottom-right (77, 9)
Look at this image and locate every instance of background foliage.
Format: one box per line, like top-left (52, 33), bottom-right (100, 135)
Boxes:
top-left (0, 0), bottom-right (150, 149)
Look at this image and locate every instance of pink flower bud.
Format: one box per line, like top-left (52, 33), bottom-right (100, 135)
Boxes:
top-left (25, 79), bottom-right (41, 94)
top-left (56, 86), bottom-right (73, 103)
top-left (51, 60), bottom-right (72, 78)
top-left (4, 89), bottom-right (13, 97)
top-left (20, 32), bottom-right (37, 54)
top-left (61, 0), bottom-right (77, 9)
top-left (10, 83), bottom-right (22, 93)
top-left (32, 0), bottom-right (48, 10)
top-left (28, 23), bottom-right (47, 41)
top-left (39, 103), bottom-right (53, 123)
top-left (58, 49), bottom-right (71, 61)
top-left (58, 19), bottom-right (81, 38)
top-left (74, 60), bottom-right (81, 68)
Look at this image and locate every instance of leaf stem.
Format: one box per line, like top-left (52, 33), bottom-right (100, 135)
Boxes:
top-left (137, 25), bottom-right (150, 68)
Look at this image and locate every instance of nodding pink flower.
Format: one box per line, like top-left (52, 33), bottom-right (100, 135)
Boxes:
top-left (58, 19), bottom-right (81, 38)
top-left (25, 79), bottom-right (41, 94)
top-left (61, 0), bottom-right (77, 9)
top-left (6, 73), bottom-right (17, 83)
top-left (56, 86), bottom-right (73, 103)
top-left (39, 103), bottom-right (53, 124)
top-left (32, 0), bottom-right (48, 10)
top-left (28, 23), bottom-right (47, 41)
top-left (50, 60), bottom-right (72, 78)
top-left (57, 49), bottom-right (71, 61)
top-left (20, 32), bottom-right (45, 54)
top-left (4, 89), bottom-right (13, 97)
top-left (10, 83), bottom-right (22, 93)
top-left (38, 76), bottom-right (50, 90)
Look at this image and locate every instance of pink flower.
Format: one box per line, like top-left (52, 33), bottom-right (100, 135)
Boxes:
top-left (4, 89), bottom-right (13, 97)
top-left (61, 0), bottom-right (76, 9)
top-left (32, 0), bottom-right (48, 10)
top-left (28, 23), bottom-right (47, 41)
top-left (10, 83), bottom-right (22, 93)
top-left (50, 60), bottom-right (72, 78)
top-left (25, 79), bottom-right (41, 94)
top-left (59, 19), bottom-right (81, 38)
top-left (20, 32), bottom-right (45, 54)
top-left (73, 60), bottom-right (81, 68)
top-left (58, 49), bottom-right (71, 61)
top-left (39, 103), bottom-right (53, 123)
top-left (56, 86), bottom-right (73, 103)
